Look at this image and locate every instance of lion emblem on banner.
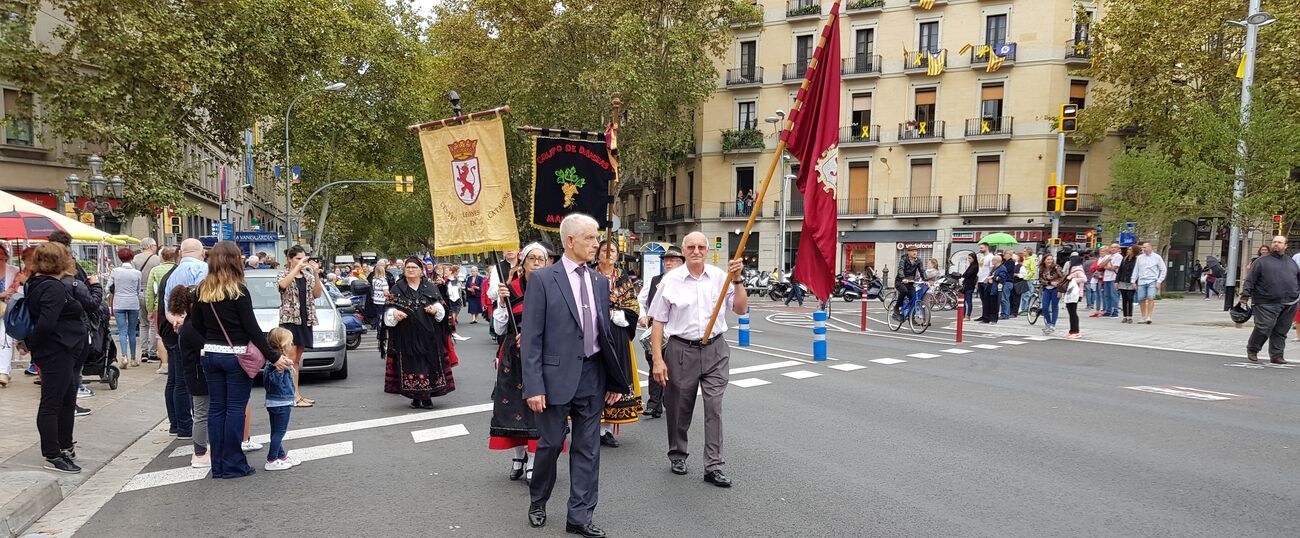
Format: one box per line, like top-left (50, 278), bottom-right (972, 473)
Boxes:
top-left (816, 144), bottom-right (839, 194)
top-left (448, 138), bottom-right (481, 205)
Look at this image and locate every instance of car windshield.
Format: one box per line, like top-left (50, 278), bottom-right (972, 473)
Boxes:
top-left (246, 276), bottom-right (331, 310)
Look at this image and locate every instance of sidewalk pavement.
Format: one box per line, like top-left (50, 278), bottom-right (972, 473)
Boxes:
top-left (0, 352), bottom-right (168, 538)
top-left (966, 292), bottom-right (1270, 358)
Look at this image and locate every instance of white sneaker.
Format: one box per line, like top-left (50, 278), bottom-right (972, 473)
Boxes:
top-left (287, 455), bottom-right (302, 466)
top-left (452, 334), bottom-right (470, 342)
top-left (190, 453), bottom-right (211, 468)
top-left (241, 440), bottom-right (263, 452)
top-left (76, 385), bottom-right (95, 399)
top-left (264, 457), bottom-right (293, 471)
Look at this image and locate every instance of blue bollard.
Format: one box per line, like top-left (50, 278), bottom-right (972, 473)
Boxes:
top-left (738, 308), bottom-right (751, 347)
top-left (812, 309), bottom-right (827, 361)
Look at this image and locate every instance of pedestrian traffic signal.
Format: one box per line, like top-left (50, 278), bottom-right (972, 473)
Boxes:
top-left (169, 215), bottom-right (182, 235)
top-left (714, 236), bottom-right (722, 249)
top-left (394, 175), bottom-right (414, 193)
top-left (1059, 104), bottom-right (1079, 132)
top-left (1085, 230), bottom-right (1094, 241)
top-left (1046, 185), bottom-right (1064, 212)
top-left (1275, 214), bottom-right (1285, 236)
top-left (1047, 237), bottom-right (1063, 247)
top-left (1061, 184), bottom-right (1080, 212)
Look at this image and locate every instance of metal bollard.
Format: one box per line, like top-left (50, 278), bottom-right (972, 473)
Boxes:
top-left (956, 292), bottom-right (965, 343)
top-left (813, 309), bottom-right (827, 361)
top-left (738, 307), bottom-right (751, 347)
top-left (860, 299), bottom-right (867, 331)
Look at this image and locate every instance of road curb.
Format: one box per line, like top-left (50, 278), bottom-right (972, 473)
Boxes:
top-left (0, 472), bottom-right (60, 538)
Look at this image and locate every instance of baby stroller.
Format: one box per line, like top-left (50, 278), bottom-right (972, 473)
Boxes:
top-left (81, 304), bottom-right (120, 390)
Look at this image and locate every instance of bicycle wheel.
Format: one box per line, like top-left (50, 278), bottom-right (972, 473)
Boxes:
top-left (880, 288), bottom-right (895, 305)
top-left (910, 301), bottom-right (931, 334)
top-left (939, 290), bottom-right (957, 311)
top-left (1028, 294), bottom-right (1041, 325)
top-left (886, 299), bottom-right (903, 331)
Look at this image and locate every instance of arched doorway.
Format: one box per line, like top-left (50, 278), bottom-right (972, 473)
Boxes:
top-left (1168, 220), bottom-right (1196, 291)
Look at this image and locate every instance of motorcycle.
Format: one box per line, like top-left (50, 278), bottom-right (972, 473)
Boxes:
top-left (838, 273), bottom-right (864, 302)
top-left (861, 272), bottom-right (885, 301)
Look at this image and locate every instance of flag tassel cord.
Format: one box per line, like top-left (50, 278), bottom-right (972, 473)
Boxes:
top-left (700, 138), bottom-right (788, 344)
top-left (407, 105), bottom-right (511, 133)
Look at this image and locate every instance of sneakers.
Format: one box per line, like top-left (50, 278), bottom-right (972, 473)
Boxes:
top-left (241, 440), bottom-right (263, 452)
top-left (0, 372), bottom-right (9, 387)
top-left (77, 385), bottom-right (95, 399)
top-left (156, 366), bottom-right (168, 375)
top-left (60, 448), bottom-right (77, 461)
top-left (74, 405), bottom-right (92, 417)
top-left (191, 452), bottom-right (211, 468)
top-left (264, 457), bottom-right (294, 471)
top-left (24, 364), bottom-right (38, 376)
top-left (452, 334), bottom-right (470, 342)
top-left (1065, 333), bottom-right (1082, 339)
top-left (177, 433), bottom-right (193, 440)
top-left (44, 456), bottom-right (81, 474)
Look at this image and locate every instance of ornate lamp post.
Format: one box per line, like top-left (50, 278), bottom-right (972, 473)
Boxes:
top-left (64, 154), bottom-right (125, 231)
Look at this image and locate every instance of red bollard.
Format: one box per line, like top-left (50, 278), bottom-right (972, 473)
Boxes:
top-left (955, 292), bottom-right (965, 343)
top-left (860, 299), bottom-right (868, 331)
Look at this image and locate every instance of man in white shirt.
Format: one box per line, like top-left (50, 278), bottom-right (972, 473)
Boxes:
top-left (1130, 242), bottom-right (1167, 324)
top-left (648, 232), bottom-right (747, 488)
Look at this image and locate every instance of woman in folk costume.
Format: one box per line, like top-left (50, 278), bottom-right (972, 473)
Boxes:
top-left (384, 256), bottom-right (458, 409)
top-left (595, 239), bottom-right (642, 447)
top-left (487, 242), bottom-right (562, 482)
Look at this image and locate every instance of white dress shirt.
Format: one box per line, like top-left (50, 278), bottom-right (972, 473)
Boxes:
top-left (646, 264), bottom-right (735, 340)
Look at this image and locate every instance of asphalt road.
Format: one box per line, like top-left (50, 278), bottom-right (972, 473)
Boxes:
top-left (59, 298), bottom-right (1300, 537)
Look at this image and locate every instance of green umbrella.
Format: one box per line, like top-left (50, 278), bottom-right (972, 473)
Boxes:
top-left (978, 232), bottom-right (1019, 247)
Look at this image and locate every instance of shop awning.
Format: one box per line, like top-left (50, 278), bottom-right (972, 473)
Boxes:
top-left (0, 189), bottom-right (133, 244)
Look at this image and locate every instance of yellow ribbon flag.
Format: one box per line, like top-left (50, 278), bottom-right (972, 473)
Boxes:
top-left (919, 0), bottom-right (935, 9)
top-left (926, 49), bottom-right (946, 76)
top-left (976, 44), bottom-right (992, 59)
top-left (918, 121), bottom-right (928, 135)
top-left (860, 124), bottom-right (871, 139)
top-left (987, 54), bottom-right (1005, 72)
top-left (981, 120), bottom-right (991, 134)
top-left (958, 43), bottom-right (973, 56)
top-left (1236, 53), bottom-right (1247, 79)
top-left (417, 114), bottom-right (521, 256)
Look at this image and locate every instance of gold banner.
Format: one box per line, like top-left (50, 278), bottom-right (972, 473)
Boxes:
top-left (417, 114), bottom-right (520, 256)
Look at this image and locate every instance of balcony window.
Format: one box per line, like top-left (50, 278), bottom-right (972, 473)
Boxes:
top-left (918, 21), bottom-right (939, 54)
top-left (984, 14), bottom-right (1007, 48)
top-left (910, 158), bottom-right (932, 197)
top-left (738, 101), bottom-right (757, 130)
top-left (851, 93), bottom-right (872, 132)
top-left (975, 155), bottom-right (1000, 197)
top-left (854, 28), bottom-right (875, 62)
top-left (914, 88), bottom-right (936, 125)
top-left (980, 83), bottom-right (1004, 122)
top-left (739, 41), bottom-right (757, 78)
top-left (736, 166), bottom-right (755, 202)
top-left (848, 161), bottom-right (871, 208)
top-left (796, 34), bottom-right (813, 75)
top-left (1070, 80), bottom-right (1088, 109)
top-left (1065, 153), bottom-right (1085, 186)
top-left (787, 0), bottom-right (821, 18)
top-left (2, 88), bottom-right (34, 147)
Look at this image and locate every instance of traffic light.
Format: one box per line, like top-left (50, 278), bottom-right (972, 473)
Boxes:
top-left (394, 175), bottom-right (414, 193)
top-left (1275, 214), bottom-right (1284, 236)
top-left (1062, 185), bottom-right (1080, 212)
top-left (1085, 230), bottom-right (1094, 242)
top-left (1047, 237), bottom-right (1063, 247)
top-left (169, 214), bottom-right (182, 235)
top-left (714, 236), bottom-right (722, 249)
top-left (1059, 104), bottom-right (1079, 132)
top-left (1046, 185), bottom-right (1063, 212)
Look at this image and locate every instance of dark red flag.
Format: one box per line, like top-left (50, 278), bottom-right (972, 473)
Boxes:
top-left (781, 1), bottom-right (842, 301)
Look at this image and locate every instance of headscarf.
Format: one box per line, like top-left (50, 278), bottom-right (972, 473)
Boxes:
top-left (519, 242), bottom-right (548, 262)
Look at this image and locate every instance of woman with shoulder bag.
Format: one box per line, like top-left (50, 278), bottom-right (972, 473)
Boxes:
top-left (1116, 246), bottom-right (1139, 323)
top-left (961, 252), bottom-right (979, 321)
top-left (1064, 254), bottom-right (1088, 339)
top-left (26, 242), bottom-right (102, 473)
top-left (186, 241), bottom-right (291, 479)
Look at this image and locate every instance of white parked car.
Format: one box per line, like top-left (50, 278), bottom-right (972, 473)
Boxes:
top-left (244, 270), bottom-right (349, 379)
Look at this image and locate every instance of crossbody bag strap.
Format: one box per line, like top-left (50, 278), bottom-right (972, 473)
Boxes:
top-left (208, 303), bottom-right (236, 348)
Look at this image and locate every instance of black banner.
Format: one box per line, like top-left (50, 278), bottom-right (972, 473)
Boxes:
top-left (530, 136), bottom-right (612, 231)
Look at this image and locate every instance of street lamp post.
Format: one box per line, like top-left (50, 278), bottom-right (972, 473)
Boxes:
top-left (1223, 2), bottom-right (1276, 309)
top-left (64, 154), bottom-right (125, 231)
top-left (764, 110), bottom-right (787, 274)
top-left (283, 81), bottom-right (346, 242)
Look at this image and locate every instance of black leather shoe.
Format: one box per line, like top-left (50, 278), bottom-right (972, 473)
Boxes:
top-left (565, 522), bottom-right (607, 537)
top-left (527, 504), bottom-right (546, 528)
top-left (703, 469), bottom-right (732, 488)
top-left (600, 432), bottom-right (619, 448)
top-left (1271, 357), bottom-right (1289, 365)
top-left (1247, 352), bottom-right (1260, 362)
top-left (509, 458), bottom-right (526, 481)
top-left (670, 459), bottom-right (687, 475)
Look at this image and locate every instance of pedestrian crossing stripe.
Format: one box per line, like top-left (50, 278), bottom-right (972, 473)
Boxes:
top-left (970, 344), bottom-right (1001, 350)
top-left (412, 424), bottom-right (470, 443)
top-left (870, 358), bottom-right (907, 365)
top-left (781, 370), bottom-right (822, 379)
top-left (828, 363), bottom-right (866, 371)
top-left (730, 378), bottom-right (771, 388)
top-left (940, 348), bottom-right (973, 354)
top-left (907, 353), bottom-right (941, 359)
top-left (998, 340), bottom-right (1027, 345)
top-left (1021, 336), bottom-right (1053, 341)
top-left (123, 441), bottom-right (354, 493)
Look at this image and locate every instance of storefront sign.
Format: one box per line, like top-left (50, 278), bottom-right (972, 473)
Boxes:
top-left (895, 242), bottom-right (934, 250)
top-left (233, 231), bottom-right (279, 242)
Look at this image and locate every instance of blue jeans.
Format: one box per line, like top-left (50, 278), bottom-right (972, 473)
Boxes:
top-left (1085, 284), bottom-right (1096, 309)
top-left (114, 310), bottom-right (139, 360)
top-left (163, 342), bottom-right (192, 436)
top-left (963, 290), bottom-right (974, 317)
top-left (1103, 281), bottom-right (1119, 315)
top-left (999, 284), bottom-right (1012, 318)
top-left (1041, 288), bottom-right (1060, 326)
top-left (266, 406), bottom-right (291, 462)
top-left (202, 352), bottom-right (255, 478)
top-left (785, 284), bottom-right (804, 306)
top-left (1019, 286), bottom-right (1034, 313)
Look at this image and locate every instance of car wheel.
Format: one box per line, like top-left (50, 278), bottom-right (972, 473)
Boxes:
top-left (346, 333), bottom-right (361, 350)
top-left (329, 356), bottom-right (349, 380)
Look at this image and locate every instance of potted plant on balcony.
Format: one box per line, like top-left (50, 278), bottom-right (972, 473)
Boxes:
top-left (847, 0), bottom-right (884, 10)
top-left (721, 129), bottom-right (764, 152)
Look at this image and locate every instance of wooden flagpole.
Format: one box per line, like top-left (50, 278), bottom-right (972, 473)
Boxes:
top-left (605, 94), bottom-right (622, 241)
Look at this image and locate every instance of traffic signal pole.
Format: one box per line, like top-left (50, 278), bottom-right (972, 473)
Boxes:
top-left (1051, 131), bottom-right (1065, 259)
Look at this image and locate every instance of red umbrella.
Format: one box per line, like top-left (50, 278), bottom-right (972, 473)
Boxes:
top-left (0, 210), bottom-right (67, 240)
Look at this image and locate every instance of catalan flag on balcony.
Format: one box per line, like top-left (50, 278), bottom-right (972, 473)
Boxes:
top-left (780, 0), bottom-right (842, 301)
top-left (987, 53), bottom-right (1005, 72)
top-left (926, 49), bottom-right (946, 76)
top-left (918, 0), bottom-right (935, 9)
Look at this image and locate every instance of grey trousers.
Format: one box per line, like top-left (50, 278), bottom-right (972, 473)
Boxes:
top-left (664, 337), bottom-right (729, 471)
top-left (1247, 302), bottom-right (1298, 358)
top-left (191, 394), bottom-right (210, 455)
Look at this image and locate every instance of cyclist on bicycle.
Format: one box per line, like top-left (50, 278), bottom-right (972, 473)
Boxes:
top-left (893, 247), bottom-right (925, 320)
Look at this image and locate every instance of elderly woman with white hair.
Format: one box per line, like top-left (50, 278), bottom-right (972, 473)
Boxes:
top-left (487, 242), bottom-right (553, 482)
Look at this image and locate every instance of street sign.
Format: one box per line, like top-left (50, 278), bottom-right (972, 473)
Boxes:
top-left (291, 166), bottom-right (302, 184)
top-left (1094, 224), bottom-right (1103, 233)
top-left (1119, 232), bottom-right (1137, 247)
top-left (209, 222), bottom-right (234, 240)
top-left (633, 221), bottom-right (653, 234)
top-left (1124, 221), bottom-right (1136, 232)
top-left (220, 203), bottom-right (229, 221)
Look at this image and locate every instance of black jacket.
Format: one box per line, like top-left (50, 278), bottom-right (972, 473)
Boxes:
top-left (1243, 252), bottom-right (1300, 305)
top-left (961, 262), bottom-right (978, 292)
top-left (184, 285), bottom-right (280, 363)
top-left (26, 275), bottom-right (101, 357)
top-left (1116, 256), bottom-right (1137, 285)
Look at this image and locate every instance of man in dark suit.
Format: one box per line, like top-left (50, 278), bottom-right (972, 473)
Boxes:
top-left (521, 213), bottom-right (629, 538)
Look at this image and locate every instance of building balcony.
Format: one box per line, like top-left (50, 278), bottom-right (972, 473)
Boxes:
top-left (1065, 40), bottom-right (1092, 64)
top-left (898, 120), bottom-right (944, 143)
top-left (969, 42), bottom-right (1016, 69)
top-left (839, 197), bottom-right (879, 217)
top-left (909, 0), bottom-right (948, 8)
top-left (648, 208), bottom-right (666, 222)
top-left (958, 194), bottom-right (1011, 215)
top-left (782, 63), bottom-right (809, 84)
top-left (893, 196), bottom-right (942, 216)
top-left (839, 125), bottom-right (880, 146)
top-left (845, 0), bottom-right (884, 13)
top-left (668, 204), bottom-right (693, 222)
top-left (903, 49), bottom-right (945, 74)
top-left (725, 67), bottom-right (763, 87)
top-left (842, 55), bottom-right (882, 78)
top-left (719, 201), bottom-right (764, 220)
top-left (1076, 193), bottom-right (1103, 214)
top-left (787, 0), bottom-right (822, 20)
top-left (721, 128), bottom-right (765, 153)
top-left (964, 117), bottom-right (1013, 139)
top-left (773, 196), bottom-right (805, 218)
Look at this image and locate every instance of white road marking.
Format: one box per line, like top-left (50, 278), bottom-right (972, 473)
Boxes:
top-left (828, 363), bottom-right (866, 371)
top-left (730, 378), bottom-right (771, 388)
top-left (781, 370), bottom-right (822, 380)
top-left (971, 344), bottom-right (1001, 350)
top-left (169, 403), bottom-right (494, 458)
top-left (940, 348), bottom-right (973, 355)
top-left (730, 360), bottom-right (805, 374)
top-left (412, 424), bottom-right (471, 443)
top-left (124, 441), bottom-right (354, 494)
top-left (1124, 386), bottom-right (1231, 401)
top-left (998, 340), bottom-right (1027, 345)
top-left (869, 358), bottom-right (907, 365)
top-left (1022, 336), bottom-right (1053, 341)
top-left (1170, 386), bottom-right (1242, 397)
top-left (907, 353), bottom-right (941, 359)
top-left (725, 340), bottom-right (820, 363)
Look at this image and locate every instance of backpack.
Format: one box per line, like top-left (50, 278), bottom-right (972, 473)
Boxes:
top-left (4, 291), bottom-right (32, 341)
